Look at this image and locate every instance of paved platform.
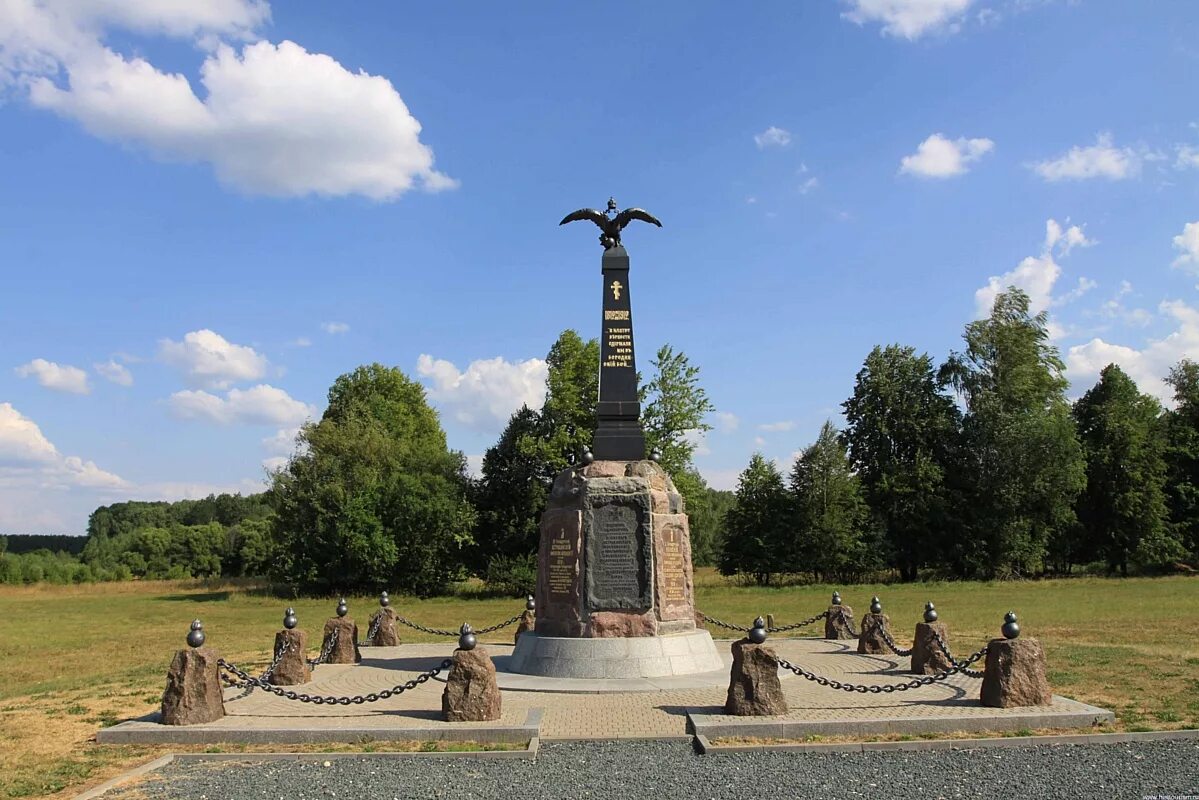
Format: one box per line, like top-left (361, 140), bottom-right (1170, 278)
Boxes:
top-left (97, 637), bottom-right (1113, 744)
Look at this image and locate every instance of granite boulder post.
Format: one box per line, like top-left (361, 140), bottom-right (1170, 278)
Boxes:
top-left (160, 647), bottom-right (225, 725)
top-left (825, 604), bottom-right (855, 640)
top-left (911, 621), bottom-right (952, 675)
top-left (321, 617), bottom-right (361, 665)
top-left (442, 647), bottom-right (501, 722)
top-left (857, 612), bottom-right (892, 655)
top-left (370, 607), bottom-right (400, 647)
top-left (724, 639), bottom-right (787, 716)
top-left (980, 637), bottom-right (1052, 708)
top-left (270, 628), bottom-right (311, 685)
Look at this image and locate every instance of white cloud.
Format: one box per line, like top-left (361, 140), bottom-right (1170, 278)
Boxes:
top-left (799, 176), bottom-right (820, 194)
top-left (683, 428), bottom-right (711, 457)
top-left (899, 133), bottom-right (994, 179)
top-left (841, 0), bottom-right (973, 39)
top-left (1067, 300), bottom-right (1199, 403)
top-left (3, 1), bottom-right (455, 200)
top-left (14, 358), bottom-right (90, 394)
top-left (753, 435), bottom-right (768, 447)
top-left (1172, 221), bottom-right (1199, 272)
top-left (713, 412), bottom-right (740, 433)
top-left (262, 455), bottom-right (288, 472)
top-left (464, 454), bottom-right (484, 479)
top-left (0, 402), bottom-right (127, 487)
top-left (416, 354), bottom-right (548, 432)
top-left (758, 420), bottom-right (795, 432)
top-left (321, 321), bottom-right (350, 335)
top-left (169, 384), bottom-right (315, 426)
top-left (291, 337), bottom-right (312, 348)
top-left (1176, 145), bottom-right (1199, 170)
top-left (158, 329), bottom-right (268, 389)
top-left (94, 358), bottom-right (133, 386)
top-left (1032, 133), bottom-right (1140, 182)
top-left (697, 467), bottom-right (740, 491)
top-left (975, 218), bottom-right (1094, 317)
top-left (754, 126), bottom-right (792, 149)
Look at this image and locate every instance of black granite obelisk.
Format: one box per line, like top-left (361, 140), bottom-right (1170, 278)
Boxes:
top-left (593, 245), bottom-right (646, 460)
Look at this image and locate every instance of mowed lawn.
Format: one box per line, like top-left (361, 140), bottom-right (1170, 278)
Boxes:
top-left (1, 573), bottom-right (1197, 798)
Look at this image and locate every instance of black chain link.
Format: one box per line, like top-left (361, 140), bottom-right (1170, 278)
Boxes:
top-left (875, 623), bottom-right (914, 657)
top-left (358, 614), bottom-right (384, 647)
top-left (393, 613), bottom-right (521, 637)
top-left (698, 610), bottom-right (828, 633)
top-left (308, 626), bottom-right (339, 666)
top-left (930, 627), bottom-right (985, 678)
top-left (776, 644), bottom-right (988, 693)
top-left (218, 657), bottom-right (452, 705)
top-left (260, 638), bottom-right (291, 680)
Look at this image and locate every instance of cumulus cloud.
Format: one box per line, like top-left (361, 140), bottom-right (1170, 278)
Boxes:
top-left (2, 1), bottom-right (455, 200)
top-left (158, 329), bottom-right (268, 389)
top-left (758, 420), bottom-right (795, 432)
top-left (840, 0), bottom-right (973, 39)
top-left (0, 402), bottom-right (127, 487)
top-left (169, 384), bottom-right (315, 426)
top-left (416, 354), bottom-right (548, 431)
top-left (754, 126), bottom-right (792, 149)
top-left (1068, 300), bottom-right (1199, 403)
top-left (14, 358), bottom-right (90, 394)
top-left (1177, 145), bottom-right (1199, 170)
top-left (899, 133), bottom-right (994, 179)
top-left (321, 321), bottom-right (350, 335)
top-left (1032, 133), bottom-right (1140, 182)
top-left (1172, 221), bottom-right (1199, 272)
top-left (94, 358), bottom-right (133, 386)
top-left (975, 218), bottom-right (1094, 317)
top-left (713, 412), bottom-right (740, 433)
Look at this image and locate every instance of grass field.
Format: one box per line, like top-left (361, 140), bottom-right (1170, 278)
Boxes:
top-left (1, 571), bottom-right (1196, 798)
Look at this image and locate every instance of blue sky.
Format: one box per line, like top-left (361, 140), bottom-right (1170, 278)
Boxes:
top-left (1, 1), bottom-right (1197, 534)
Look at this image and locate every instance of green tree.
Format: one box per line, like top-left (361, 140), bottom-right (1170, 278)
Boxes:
top-left (1164, 359), bottom-right (1199, 563)
top-left (719, 453), bottom-right (790, 584)
top-left (518, 330), bottom-right (599, 482)
top-left (270, 364), bottom-right (475, 594)
top-left (790, 421), bottom-right (878, 582)
top-left (940, 288), bottom-right (1086, 578)
top-left (471, 405), bottom-right (547, 573)
top-left (641, 343), bottom-right (715, 476)
top-left (1073, 363), bottom-right (1176, 573)
top-left (842, 344), bottom-right (959, 580)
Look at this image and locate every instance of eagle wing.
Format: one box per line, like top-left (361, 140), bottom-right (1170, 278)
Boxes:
top-left (559, 208), bottom-right (609, 229)
top-left (613, 208), bottom-right (663, 230)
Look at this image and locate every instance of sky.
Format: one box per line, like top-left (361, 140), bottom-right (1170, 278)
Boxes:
top-left (1, 0), bottom-right (1198, 535)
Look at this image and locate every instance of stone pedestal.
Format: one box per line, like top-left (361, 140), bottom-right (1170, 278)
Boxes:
top-left (980, 637), bottom-right (1052, 708)
top-left (271, 629), bottom-right (311, 685)
top-left (161, 647), bottom-right (224, 725)
top-left (370, 608), bottom-right (400, 647)
top-left (514, 610), bottom-right (535, 644)
top-left (321, 617), bottom-right (361, 665)
top-left (857, 612), bottom-right (891, 655)
top-left (724, 639), bottom-right (787, 716)
top-left (534, 460), bottom-right (695, 639)
top-left (911, 621), bottom-right (951, 675)
top-left (442, 647), bottom-right (501, 722)
top-left (825, 605), bottom-right (855, 640)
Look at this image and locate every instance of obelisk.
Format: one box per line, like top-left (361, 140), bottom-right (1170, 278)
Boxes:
top-left (507, 200), bottom-right (723, 679)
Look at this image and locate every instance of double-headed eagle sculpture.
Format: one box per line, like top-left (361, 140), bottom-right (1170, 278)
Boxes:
top-left (560, 197), bottom-right (662, 250)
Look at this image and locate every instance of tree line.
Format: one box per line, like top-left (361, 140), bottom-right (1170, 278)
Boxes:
top-left (720, 288), bottom-right (1199, 584)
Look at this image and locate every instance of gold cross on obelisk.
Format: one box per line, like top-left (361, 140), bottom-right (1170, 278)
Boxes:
top-left (611, 280), bottom-right (623, 300)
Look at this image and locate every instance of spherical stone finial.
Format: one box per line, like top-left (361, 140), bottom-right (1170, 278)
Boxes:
top-left (1002, 611), bottom-right (1020, 639)
top-left (748, 616), bottom-right (767, 644)
top-left (458, 623), bottom-right (477, 651)
top-left (923, 601), bottom-right (938, 623)
top-left (580, 448), bottom-right (595, 466)
top-left (870, 596), bottom-right (882, 615)
top-left (379, 591), bottom-right (390, 608)
top-left (283, 607), bottom-right (298, 630)
top-left (831, 591), bottom-right (842, 606)
top-left (649, 448), bottom-right (662, 463)
top-left (336, 598), bottom-right (348, 618)
top-left (187, 619), bottom-right (205, 648)
top-left (525, 594), bottom-right (536, 612)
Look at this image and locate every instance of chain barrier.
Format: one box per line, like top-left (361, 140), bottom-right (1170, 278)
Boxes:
top-left (829, 606), bottom-right (859, 638)
top-left (358, 614), bottom-right (383, 647)
top-left (776, 644), bottom-right (988, 694)
top-left (308, 627), bottom-right (339, 666)
top-left (260, 639), bottom-right (291, 681)
top-left (218, 657), bottom-right (452, 705)
top-left (218, 639), bottom-right (290, 698)
top-left (930, 627), bottom-right (985, 678)
top-left (875, 624), bottom-right (914, 657)
top-left (393, 613), bottom-right (521, 638)
top-left (697, 610), bottom-right (828, 634)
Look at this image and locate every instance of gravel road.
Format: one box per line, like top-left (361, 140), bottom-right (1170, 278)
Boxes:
top-left (113, 738), bottom-right (1199, 800)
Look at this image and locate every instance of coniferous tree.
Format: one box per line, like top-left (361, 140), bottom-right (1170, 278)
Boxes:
top-left (1164, 359), bottom-right (1199, 563)
top-left (940, 288), bottom-right (1085, 578)
top-left (842, 345), bottom-right (959, 580)
top-left (1073, 363), bottom-right (1175, 573)
top-left (719, 453), bottom-right (790, 585)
